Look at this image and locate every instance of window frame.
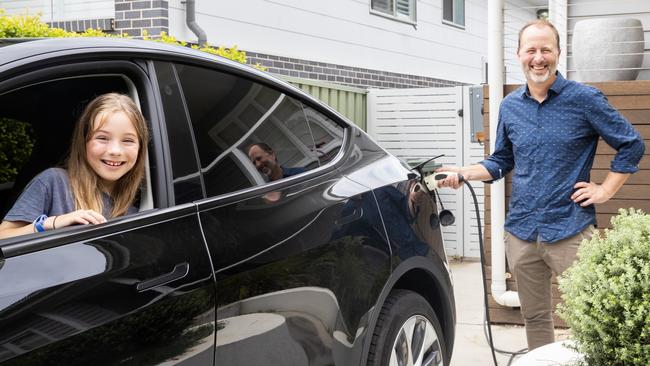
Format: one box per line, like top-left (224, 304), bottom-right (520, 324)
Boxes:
top-left (0, 59), bottom-right (173, 249)
top-left (442, 0), bottom-right (465, 29)
top-left (370, 0), bottom-right (417, 25)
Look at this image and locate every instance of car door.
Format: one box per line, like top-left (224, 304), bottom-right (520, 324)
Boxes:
top-left (153, 60), bottom-right (393, 366)
top-left (0, 59), bottom-right (216, 366)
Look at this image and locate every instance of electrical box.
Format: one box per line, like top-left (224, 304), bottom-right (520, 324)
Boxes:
top-left (469, 86), bottom-right (485, 143)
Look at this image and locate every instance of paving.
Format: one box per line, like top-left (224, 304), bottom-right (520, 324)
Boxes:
top-left (449, 259), bottom-right (570, 366)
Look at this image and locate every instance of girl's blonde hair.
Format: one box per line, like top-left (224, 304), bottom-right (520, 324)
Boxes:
top-left (67, 93), bottom-right (149, 218)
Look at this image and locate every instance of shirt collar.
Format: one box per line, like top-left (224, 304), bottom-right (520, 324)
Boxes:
top-left (521, 71), bottom-right (568, 98)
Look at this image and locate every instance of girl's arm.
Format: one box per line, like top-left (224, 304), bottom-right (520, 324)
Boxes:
top-left (0, 210), bottom-right (106, 240)
top-left (0, 215), bottom-right (56, 239)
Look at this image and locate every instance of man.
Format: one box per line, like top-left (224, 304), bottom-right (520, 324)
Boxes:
top-left (437, 20), bottom-right (645, 350)
top-left (246, 142), bottom-right (305, 181)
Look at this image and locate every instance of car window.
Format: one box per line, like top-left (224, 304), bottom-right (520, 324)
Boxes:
top-left (173, 63), bottom-right (345, 198)
top-left (303, 104), bottom-right (345, 166)
top-left (153, 61), bottom-right (204, 204)
top-left (0, 75), bottom-right (145, 220)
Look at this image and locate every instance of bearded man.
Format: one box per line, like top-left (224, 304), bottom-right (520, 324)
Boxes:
top-left (436, 20), bottom-right (645, 350)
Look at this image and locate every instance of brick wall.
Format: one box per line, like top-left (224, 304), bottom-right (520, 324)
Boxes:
top-left (47, 1), bottom-right (168, 37)
top-left (48, 18), bottom-right (115, 33)
top-left (246, 51), bottom-right (464, 89)
top-left (114, 0), bottom-right (169, 38)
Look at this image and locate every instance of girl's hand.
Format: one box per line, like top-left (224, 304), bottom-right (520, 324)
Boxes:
top-left (53, 209), bottom-right (107, 228)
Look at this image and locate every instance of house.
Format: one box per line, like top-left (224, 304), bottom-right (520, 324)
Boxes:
top-left (0, 0), bottom-right (489, 90)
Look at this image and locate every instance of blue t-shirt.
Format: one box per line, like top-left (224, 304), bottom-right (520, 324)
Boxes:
top-left (282, 166), bottom-right (306, 178)
top-left (3, 168), bottom-right (136, 223)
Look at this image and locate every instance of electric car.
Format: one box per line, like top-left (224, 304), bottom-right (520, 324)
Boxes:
top-left (0, 38), bottom-right (455, 366)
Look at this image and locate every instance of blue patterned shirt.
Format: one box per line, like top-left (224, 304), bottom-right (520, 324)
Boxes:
top-left (480, 73), bottom-right (645, 243)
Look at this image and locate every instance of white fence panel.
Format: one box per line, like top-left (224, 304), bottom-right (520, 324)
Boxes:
top-left (367, 86), bottom-right (485, 259)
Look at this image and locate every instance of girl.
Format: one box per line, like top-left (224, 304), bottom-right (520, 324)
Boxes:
top-left (0, 93), bottom-right (149, 239)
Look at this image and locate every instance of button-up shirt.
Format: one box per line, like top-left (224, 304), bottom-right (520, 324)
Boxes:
top-left (480, 73), bottom-right (645, 243)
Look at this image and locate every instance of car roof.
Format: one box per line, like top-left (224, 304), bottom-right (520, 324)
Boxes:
top-left (0, 37), bottom-right (355, 130)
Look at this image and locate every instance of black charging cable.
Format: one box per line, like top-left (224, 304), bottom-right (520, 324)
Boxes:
top-left (434, 173), bottom-right (529, 366)
top-left (456, 174), bottom-right (500, 366)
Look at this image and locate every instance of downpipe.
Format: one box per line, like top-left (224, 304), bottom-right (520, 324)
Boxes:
top-left (185, 0), bottom-right (207, 46)
top-left (487, 0), bottom-right (520, 309)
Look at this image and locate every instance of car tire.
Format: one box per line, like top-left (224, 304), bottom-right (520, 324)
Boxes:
top-left (367, 289), bottom-right (446, 366)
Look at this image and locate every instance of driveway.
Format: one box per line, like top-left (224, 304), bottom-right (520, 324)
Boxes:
top-left (449, 260), bottom-right (569, 365)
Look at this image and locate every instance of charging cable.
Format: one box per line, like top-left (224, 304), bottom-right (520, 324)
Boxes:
top-left (424, 172), bottom-right (529, 366)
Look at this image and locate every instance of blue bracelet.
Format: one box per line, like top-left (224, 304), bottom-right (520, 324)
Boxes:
top-left (34, 214), bottom-right (48, 233)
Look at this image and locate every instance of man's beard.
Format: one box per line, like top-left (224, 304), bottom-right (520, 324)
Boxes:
top-left (524, 64), bottom-right (556, 84)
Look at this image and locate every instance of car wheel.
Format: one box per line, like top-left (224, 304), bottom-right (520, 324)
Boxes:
top-left (368, 289), bottom-right (446, 366)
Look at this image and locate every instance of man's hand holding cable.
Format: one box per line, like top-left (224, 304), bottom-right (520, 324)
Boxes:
top-left (435, 164), bottom-right (493, 189)
top-left (434, 166), bottom-right (463, 189)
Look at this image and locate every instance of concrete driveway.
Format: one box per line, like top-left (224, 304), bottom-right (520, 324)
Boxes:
top-left (449, 260), bottom-right (570, 366)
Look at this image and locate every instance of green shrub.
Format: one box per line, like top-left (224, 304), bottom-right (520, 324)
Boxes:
top-left (558, 209), bottom-right (650, 366)
top-left (0, 118), bottom-right (34, 183)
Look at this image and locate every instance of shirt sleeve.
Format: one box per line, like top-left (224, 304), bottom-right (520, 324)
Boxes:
top-left (479, 106), bottom-right (515, 183)
top-left (3, 174), bottom-right (52, 223)
top-left (585, 88), bottom-right (645, 174)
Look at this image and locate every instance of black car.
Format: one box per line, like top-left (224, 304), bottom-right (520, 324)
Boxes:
top-left (0, 38), bottom-right (455, 366)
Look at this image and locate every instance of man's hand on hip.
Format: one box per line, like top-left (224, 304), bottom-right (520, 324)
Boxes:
top-left (572, 181), bottom-right (614, 206)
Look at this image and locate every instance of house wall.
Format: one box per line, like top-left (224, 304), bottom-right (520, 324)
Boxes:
top-left (566, 0), bottom-right (650, 80)
top-left (166, 0), bottom-right (489, 86)
top-left (483, 81), bottom-right (650, 326)
top-left (0, 0), bottom-right (113, 22)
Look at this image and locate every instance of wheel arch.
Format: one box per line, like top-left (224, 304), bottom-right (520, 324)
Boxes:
top-left (360, 254), bottom-right (456, 365)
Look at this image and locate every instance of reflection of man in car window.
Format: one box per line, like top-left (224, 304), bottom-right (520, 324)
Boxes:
top-left (246, 142), bottom-right (306, 182)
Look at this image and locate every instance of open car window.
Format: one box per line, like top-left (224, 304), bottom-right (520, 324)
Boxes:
top-left (0, 73), bottom-right (154, 228)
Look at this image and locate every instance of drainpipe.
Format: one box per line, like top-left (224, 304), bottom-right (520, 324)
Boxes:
top-left (185, 0), bottom-right (207, 47)
top-left (488, 0), bottom-right (520, 307)
top-left (549, 0), bottom-right (568, 75)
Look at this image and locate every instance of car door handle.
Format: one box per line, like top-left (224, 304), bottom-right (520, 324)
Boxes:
top-left (136, 262), bottom-right (190, 292)
top-left (335, 208), bottom-right (363, 226)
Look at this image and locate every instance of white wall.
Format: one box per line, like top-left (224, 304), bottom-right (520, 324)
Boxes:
top-left (567, 0), bottom-right (650, 80)
top-left (0, 0), bottom-right (113, 22)
top-left (168, 0), bottom-right (488, 84)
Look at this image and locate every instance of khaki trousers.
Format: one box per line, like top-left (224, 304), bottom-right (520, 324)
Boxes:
top-left (504, 226), bottom-right (594, 350)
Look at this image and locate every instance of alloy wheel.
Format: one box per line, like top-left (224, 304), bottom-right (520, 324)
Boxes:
top-left (389, 314), bottom-right (443, 366)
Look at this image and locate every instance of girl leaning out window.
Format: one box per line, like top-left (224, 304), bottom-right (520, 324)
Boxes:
top-left (0, 93), bottom-right (149, 239)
